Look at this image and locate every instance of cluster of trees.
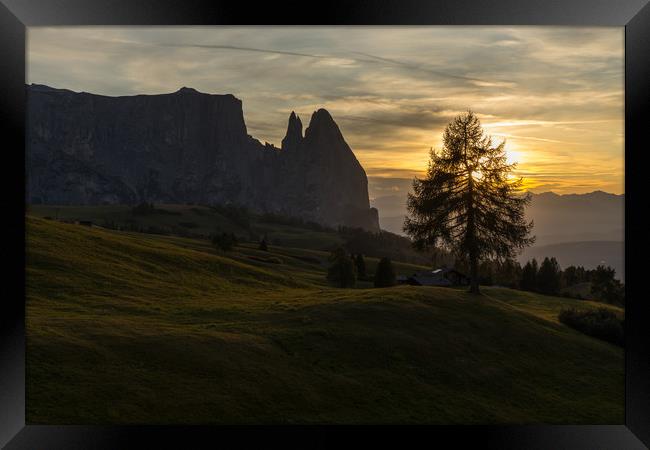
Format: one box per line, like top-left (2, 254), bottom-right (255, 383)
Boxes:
top-left (453, 253), bottom-right (624, 305)
top-left (519, 258), bottom-right (624, 305)
top-left (521, 257), bottom-right (562, 295)
top-left (590, 265), bottom-right (625, 306)
top-left (326, 248), bottom-right (396, 288)
top-left (453, 257), bottom-right (522, 289)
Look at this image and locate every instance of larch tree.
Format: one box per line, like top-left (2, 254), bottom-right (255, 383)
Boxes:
top-left (404, 110), bottom-right (534, 294)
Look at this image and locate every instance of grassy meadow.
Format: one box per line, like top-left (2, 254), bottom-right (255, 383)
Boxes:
top-left (26, 215), bottom-right (624, 424)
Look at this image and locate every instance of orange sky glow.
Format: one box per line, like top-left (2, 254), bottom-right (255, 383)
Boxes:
top-left (28, 26), bottom-right (624, 199)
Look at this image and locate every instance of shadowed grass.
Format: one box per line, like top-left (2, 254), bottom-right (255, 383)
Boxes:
top-left (26, 217), bottom-right (623, 424)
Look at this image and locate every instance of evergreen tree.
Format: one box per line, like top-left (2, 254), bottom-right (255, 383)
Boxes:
top-left (354, 253), bottom-right (367, 279)
top-left (520, 259), bottom-right (538, 291)
top-left (374, 257), bottom-right (396, 288)
top-left (327, 247), bottom-right (356, 288)
top-left (591, 265), bottom-right (624, 305)
top-left (537, 257), bottom-right (561, 295)
top-left (563, 265), bottom-right (579, 287)
top-left (479, 260), bottom-right (494, 286)
top-left (494, 258), bottom-right (522, 288)
top-left (404, 111), bottom-right (534, 294)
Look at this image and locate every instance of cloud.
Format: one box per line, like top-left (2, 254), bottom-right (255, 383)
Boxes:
top-left (159, 43), bottom-right (326, 59)
top-left (27, 26), bottom-right (624, 201)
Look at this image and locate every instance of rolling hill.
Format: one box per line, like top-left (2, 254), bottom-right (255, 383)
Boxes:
top-left (26, 216), bottom-right (623, 424)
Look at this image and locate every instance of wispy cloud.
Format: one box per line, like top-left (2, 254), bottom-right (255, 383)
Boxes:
top-left (160, 43), bottom-right (326, 59)
top-left (350, 51), bottom-right (519, 89)
top-left (27, 26), bottom-right (624, 199)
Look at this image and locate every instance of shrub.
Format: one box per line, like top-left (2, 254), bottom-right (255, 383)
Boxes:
top-left (558, 308), bottom-right (624, 347)
top-left (374, 257), bottom-right (396, 288)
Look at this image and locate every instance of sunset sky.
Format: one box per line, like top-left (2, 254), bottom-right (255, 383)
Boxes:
top-left (28, 26), bottom-right (624, 206)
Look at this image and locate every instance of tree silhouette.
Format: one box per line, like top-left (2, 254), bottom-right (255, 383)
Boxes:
top-left (404, 111), bottom-right (534, 294)
top-left (520, 259), bottom-right (538, 292)
top-left (562, 265), bottom-right (579, 287)
top-left (354, 253), bottom-right (367, 279)
top-left (326, 247), bottom-right (356, 288)
top-left (537, 257), bottom-right (561, 295)
top-left (374, 257), bottom-right (396, 288)
top-left (591, 265), bottom-right (624, 305)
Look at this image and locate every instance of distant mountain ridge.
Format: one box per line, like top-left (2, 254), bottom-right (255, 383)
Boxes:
top-left (26, 84), bottom-right (379, 231)
top-left (525, 190), bottom-right (623, 246)
top-left (375, 189), bottom-right (623, 241)
top-left (373, 189), bottom-right (624, 279)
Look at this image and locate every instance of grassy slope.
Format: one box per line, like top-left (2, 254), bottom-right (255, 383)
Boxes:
top-left (27, 204), bottom-right (345, 251)
top-left (26, 217), bottom-right (624, 424)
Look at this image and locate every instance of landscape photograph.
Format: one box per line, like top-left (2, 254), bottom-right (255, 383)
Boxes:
top-left (25, 26), bottom-right (625, 424)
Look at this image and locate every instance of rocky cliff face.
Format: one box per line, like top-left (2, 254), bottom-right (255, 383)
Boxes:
top-left (27, 84), bottom-right (379, 231)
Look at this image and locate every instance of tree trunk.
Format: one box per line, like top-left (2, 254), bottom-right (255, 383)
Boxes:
top-left (469, 255), bottom-right (480, 294)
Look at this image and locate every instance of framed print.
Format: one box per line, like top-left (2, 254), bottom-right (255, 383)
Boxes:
top-left (1, 0), bottom-right (649, 448)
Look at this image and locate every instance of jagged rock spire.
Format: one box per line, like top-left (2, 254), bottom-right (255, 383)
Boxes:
top-left (303, 108), bottom-right (345, 145)
top-left (281, 111), bottom-right (303, 151)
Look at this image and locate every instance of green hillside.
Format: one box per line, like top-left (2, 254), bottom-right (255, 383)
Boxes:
top-left (27, 204), bottom-right (346, 251)
top-left (26, 216), bottom-right (623, 424)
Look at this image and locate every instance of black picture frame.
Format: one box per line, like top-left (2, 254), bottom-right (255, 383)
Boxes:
top-left (1, 1), bottom-right (648, 448)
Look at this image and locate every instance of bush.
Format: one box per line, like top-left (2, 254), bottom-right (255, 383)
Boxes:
top-left (558, 308), bottom-right (624, 347)
top-left (374, 257), bottom-right (396, 288)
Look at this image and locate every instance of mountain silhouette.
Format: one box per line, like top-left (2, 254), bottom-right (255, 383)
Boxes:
top-left (26, 84), bottom-right (379, 231)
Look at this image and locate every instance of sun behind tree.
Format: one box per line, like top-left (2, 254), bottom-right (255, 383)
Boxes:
top-left (404, 110), bottom-right (535, 294)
